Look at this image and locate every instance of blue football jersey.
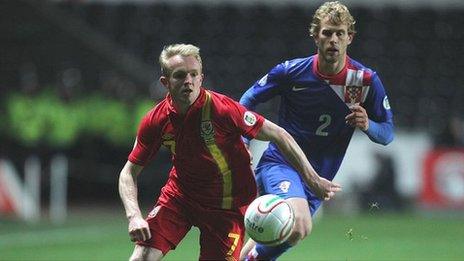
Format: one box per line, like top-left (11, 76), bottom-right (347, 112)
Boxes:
top-left (240, 55), bottom-right (393, 181)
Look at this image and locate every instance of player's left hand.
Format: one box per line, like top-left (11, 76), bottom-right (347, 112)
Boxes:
top-left (128, 215), bottom-right (151, 242)
top-left (314, 177), bottom-right (342, 201)
top-left (345, 104), bottom-right (369, 131)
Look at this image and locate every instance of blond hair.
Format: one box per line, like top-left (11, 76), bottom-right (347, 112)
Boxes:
top-left (159, 43), bottom-right (203, 77)
top-left (309, 1), bottom-right (356, 37)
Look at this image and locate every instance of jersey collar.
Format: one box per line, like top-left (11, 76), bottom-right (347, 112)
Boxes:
top-left (166, 87), bottom-right (206, 117)
top-left (312, 54), bottom-right (350, 85)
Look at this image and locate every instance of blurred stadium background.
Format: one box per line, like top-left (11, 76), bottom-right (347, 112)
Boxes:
top-left (1, 0), bottom-right (464, 260)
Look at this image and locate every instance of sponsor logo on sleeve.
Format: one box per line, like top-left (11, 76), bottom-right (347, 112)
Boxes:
top-left (258, 74), bottom-right (268, 86)
top-left (243, 111), bottom-right (257, 126)
top-left (383, 96), bottom-right (391, 110)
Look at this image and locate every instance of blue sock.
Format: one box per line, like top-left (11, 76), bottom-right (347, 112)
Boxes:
top-left (254, 242), bottom-right (292, 260)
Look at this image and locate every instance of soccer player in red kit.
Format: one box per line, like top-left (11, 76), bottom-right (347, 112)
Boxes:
top-left (118, 43), bottom-right (341, 260)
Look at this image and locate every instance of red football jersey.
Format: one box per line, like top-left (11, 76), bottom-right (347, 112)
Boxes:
top-left (129, 88), bottom-right (264, 210)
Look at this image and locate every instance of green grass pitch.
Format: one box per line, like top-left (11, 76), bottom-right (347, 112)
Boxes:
top-left (1, 210), bottom-right (463, 260)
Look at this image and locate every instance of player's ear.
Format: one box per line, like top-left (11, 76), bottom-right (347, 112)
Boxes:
top-left (200, 73), bottom-right (205, 84)
top-left (347, 32), bottom-right (354, 45)
top-left (159, 76), bottom-right (169, 88)
top-left (312, 33), bottom-right (320, 47)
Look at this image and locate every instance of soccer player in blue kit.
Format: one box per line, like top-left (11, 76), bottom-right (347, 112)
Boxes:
top-left (240, 1), bottom-right (394, 260)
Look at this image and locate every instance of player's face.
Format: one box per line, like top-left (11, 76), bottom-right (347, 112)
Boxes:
top-left (314, 17), bottom-right (353, 64)
top-left (160, 55), bottom-right (203, 109)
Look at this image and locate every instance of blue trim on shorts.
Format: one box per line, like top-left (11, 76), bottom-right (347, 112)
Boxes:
top-left (255, 162), bottom-right (322, 216)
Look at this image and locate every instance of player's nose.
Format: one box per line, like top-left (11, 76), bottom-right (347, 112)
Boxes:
top-left (329, 32), bottom-right (338, 42)
top-left (184, 73), bottom-right (194, 84)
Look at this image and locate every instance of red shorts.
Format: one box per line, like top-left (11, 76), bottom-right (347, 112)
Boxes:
top-left (137, 196), bottom-right (246, 260)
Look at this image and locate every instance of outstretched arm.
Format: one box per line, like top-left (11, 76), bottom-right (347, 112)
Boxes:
top-left (254, 119), bottom-right (341, 200)
top-left (118, 161), bottom-right (151, 242)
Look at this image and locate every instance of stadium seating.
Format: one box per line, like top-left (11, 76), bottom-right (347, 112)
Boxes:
top-left (3, 1), bottom-right (463, 131)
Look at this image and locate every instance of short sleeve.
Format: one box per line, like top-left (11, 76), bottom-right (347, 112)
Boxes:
top-left (128, 111), bottom-right (162, 166)
top-left (220, 96), bottom-right (265, 139)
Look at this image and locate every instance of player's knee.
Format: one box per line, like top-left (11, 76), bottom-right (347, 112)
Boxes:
top-left (288, 215), bottom-right (312, 245)
top-left (285, 198), bottom-right (313, 245)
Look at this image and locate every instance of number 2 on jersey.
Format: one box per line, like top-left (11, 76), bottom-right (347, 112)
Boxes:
top-left (315, 114), bottom-right (331, 136)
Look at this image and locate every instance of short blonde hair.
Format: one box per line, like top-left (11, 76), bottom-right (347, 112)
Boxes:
top-left (159, 43), bottom-right (203, 77)
top-left (309, 1), bottom-right (356, 37)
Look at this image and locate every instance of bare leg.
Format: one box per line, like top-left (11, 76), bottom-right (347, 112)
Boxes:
top-left (286, 197), bottom-right (313, 245)
top-left (240, 238), bottom-right (256, 260)
top-left (129, 245), bottom-right (164, 261)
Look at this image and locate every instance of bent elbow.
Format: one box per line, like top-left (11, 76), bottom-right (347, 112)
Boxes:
top-left (381, 133), bottom-right (394, 146)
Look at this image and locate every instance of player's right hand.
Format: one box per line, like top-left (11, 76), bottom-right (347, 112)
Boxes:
top-left (128, 216), bottom-right (151, 242)
top-left (314, 177), bottom-right (342, 201)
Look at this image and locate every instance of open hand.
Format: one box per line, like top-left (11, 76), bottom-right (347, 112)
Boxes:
top-left (313, 177), bottom-right (342, 201)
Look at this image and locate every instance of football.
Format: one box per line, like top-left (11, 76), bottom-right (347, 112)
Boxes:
top-left (244, 194), bottom-right (295, 246)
